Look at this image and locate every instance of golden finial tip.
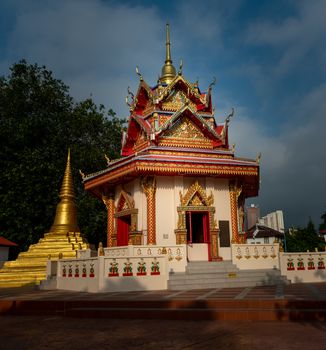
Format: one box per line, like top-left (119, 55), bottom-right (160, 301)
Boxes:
top-left (159, 23), bottom-right (176, 84)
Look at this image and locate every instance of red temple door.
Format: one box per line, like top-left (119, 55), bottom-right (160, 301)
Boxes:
top-left (186, 211), bottom-right (211, 261)
top-left (117, 215), bottom-right (130, 246)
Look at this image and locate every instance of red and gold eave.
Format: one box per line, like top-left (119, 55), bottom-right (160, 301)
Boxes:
top-left (83, 74), bottom-right (259, 200)
top-left (83, 146), bottom-right (259, 200)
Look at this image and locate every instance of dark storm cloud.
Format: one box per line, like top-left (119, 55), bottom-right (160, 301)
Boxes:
top-left (1, 0), bottom-right (325, 227)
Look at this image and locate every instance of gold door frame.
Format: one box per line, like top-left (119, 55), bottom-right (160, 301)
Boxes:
top-left (175, 181), bottom-right (219, 260)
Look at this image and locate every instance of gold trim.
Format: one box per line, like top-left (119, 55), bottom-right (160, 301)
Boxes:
top-left (159, 137), bottom-right (213, 149)
top-left (148, 150), bottom-right (233, 159)
top-left (141, 176), bottom-right (157, 245)
top-left (176, 182), bottom-right (219, 259)
top-left (136, 162), bottom-right (258, 176)
top-left (179, 181), bottom-right (213, 207)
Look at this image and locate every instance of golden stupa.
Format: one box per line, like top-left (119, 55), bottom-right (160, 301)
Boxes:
top-left (0, 150), bottom-right (88, 288)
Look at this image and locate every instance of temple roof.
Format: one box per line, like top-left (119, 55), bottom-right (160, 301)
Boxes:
top-left (82, 24), bottom-right (260, 200)
top-left (0, 236), bottom-right (18, 247)
top-left (246, 225), bottom-right (284, 239)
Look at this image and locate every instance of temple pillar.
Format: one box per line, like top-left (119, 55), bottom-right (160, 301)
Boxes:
top-left (102, 192), bottom-right (115, 247)
top-left (229, 180), bottom-right (242, 244)
top-left (209, 211), bottom-right (221, 261)
top-left (175, 209), bottom-right (187, 244)
top-left (141, 176), bottom-right (157, 245)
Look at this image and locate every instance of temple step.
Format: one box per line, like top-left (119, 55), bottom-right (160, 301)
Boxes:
top-left (0, 229), bottom-right (88, 288)
top-left (0, 272), bottom-right (47, 281)
top-left (168, 261), bottom-right (290, 290)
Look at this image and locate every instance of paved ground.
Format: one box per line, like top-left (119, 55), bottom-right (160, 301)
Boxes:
top-left (0, 284), bottom-right (326, 349)
top-left (0, 282), bottom-right (326, 301)
top-left (0, 315), bottom-right (326, 350)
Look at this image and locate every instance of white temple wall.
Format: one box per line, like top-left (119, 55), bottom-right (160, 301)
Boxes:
top-left (206, 178), bottom-right (232, 260)
top-left (280, 252), bottom-right (326, 283)
top-left (156, 176), bottom-right (177, 246)
top-left (133, 179), bottom-right (147, 243)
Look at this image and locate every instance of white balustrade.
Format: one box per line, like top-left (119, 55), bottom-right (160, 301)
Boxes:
top-left (232, 244), bottom-right (280, 270)
top-left (280, 252), bottom-right (326, 283)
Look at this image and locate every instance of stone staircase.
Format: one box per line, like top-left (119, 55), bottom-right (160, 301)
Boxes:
top-left (0, 231), bottom-right (88, 288)
top-left (168, 261), bottom-right (289, 290)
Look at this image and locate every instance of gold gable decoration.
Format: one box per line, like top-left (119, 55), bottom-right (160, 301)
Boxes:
top-left (116, 190), bottom-right (135, 212)
top-left (179, 181), bottom-right (214, 207)
top-left (162, 90), bottom-right (196, 112)
top-left (163, 116), bottom-right (206, 139)
top-left (133, 129), bottom-right (148, 152)
top-left (158, 116), bottom-right (213, 149)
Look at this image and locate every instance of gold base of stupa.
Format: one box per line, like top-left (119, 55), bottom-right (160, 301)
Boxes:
top-left (0, 231), bottom-right (88, 288)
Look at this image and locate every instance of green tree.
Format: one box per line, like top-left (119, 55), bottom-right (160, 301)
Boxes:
top-left (285, 218), bottom-right (325, 252)
top-left (0, 60), bottom-right (125, 250)
top-left (319, 208), bottom-right (326, 233)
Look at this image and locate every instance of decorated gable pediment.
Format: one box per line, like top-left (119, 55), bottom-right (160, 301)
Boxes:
top-left (162, 90), bottom-right (197, 112)
top-left (121, 116), bottom-right (151, 156)
top-left (158, 113), bottom-right (215, 149)
top-left (179, 181), bottom-right (214, 207)
top-left (117, 190), bottom-right (135, 212)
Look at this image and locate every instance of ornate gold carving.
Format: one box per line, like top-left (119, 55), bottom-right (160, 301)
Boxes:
top-left (177, 211), bottom-right (186, 230)
top-left (85, 161), bottom-right (258, 188)
top-left (116, 190), bottom-right (135, 212)
top-left (102, 193), bottom-right (115, 247)
top-left (163, 116), bottom-right (206, 140)
top-left (179, 181), bottom-right (214, 207)
top-left (162, 91), bottom-right (196, 112)
top-left (229, 181), bottom-right (241, 244)
top-left (158, 137), bottom-right (212, 149)
top-left (133, 130), bottom-right (148, 153)
top-left (114, 190), bottom-right (140, 245)
top-left (148, 150), bottom-right (234, 159)
top-left (176, 182), bottom-right (220, 260)
top-left (159, 115), bottom-right (170, 126)
top-left (141, 176), bottom-right (157, 245)
top-left (190, 194), bottom-right (203, 206)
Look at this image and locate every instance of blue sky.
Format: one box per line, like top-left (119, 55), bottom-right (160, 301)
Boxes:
top-left (1, 0), bottom-right (325, 229)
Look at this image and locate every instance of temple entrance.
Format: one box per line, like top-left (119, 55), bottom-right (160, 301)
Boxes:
top-left (186, 211), bottom-right (211, 261)
top-left (117, 215), bottom-right (131, 246)
top-left (175, 181), bottom-right (219, 261)
top-left (186, 212), bottom-right (209, 243)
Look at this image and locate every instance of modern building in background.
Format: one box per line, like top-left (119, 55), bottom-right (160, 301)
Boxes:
top-left (245, 204), bottom-right (260, 230)
top-left (259, 210), bottom-right (285, 233)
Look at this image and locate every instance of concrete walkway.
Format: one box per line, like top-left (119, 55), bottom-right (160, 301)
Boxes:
top-left (0, 284), bottom-right (326, 349)
top-left (1, 282), bottom-right (326, 321)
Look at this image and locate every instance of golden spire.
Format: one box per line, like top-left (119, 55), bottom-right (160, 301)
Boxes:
top-left (49, 149), bottom-right (80, 234)
top-left (159, 23), bottom-right (176, 85)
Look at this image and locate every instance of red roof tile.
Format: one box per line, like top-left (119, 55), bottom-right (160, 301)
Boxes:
top-left (0, 236), bottom-right (18, 247)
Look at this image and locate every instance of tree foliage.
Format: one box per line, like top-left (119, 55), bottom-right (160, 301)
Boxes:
top-left (0, 60), bottom-right (125, 250)
top-left (285, 218), bottom-right (325, 252)
top-left (319, 208), bottom-right (326, 233)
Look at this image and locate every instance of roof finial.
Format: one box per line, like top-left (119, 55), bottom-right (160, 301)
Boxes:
top-left (159, 23), bottom-right (176, 85)
top-left (166, 23), bottom-right (172, 63)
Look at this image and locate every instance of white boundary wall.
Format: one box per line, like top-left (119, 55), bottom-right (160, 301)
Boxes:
top-left (280, 252), bottom-right (326, 283)
top-left (55, 255), bottom-right (167, 293)
top-left (103, 244), bottom-right (187, 273)
top-left (231, 243), bottom-right (280, 270)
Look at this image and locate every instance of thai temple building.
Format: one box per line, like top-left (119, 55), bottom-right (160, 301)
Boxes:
top-left (82, 24), bottom-right (260, 262)
top-left (2, 25), bottom-right (325, 291)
